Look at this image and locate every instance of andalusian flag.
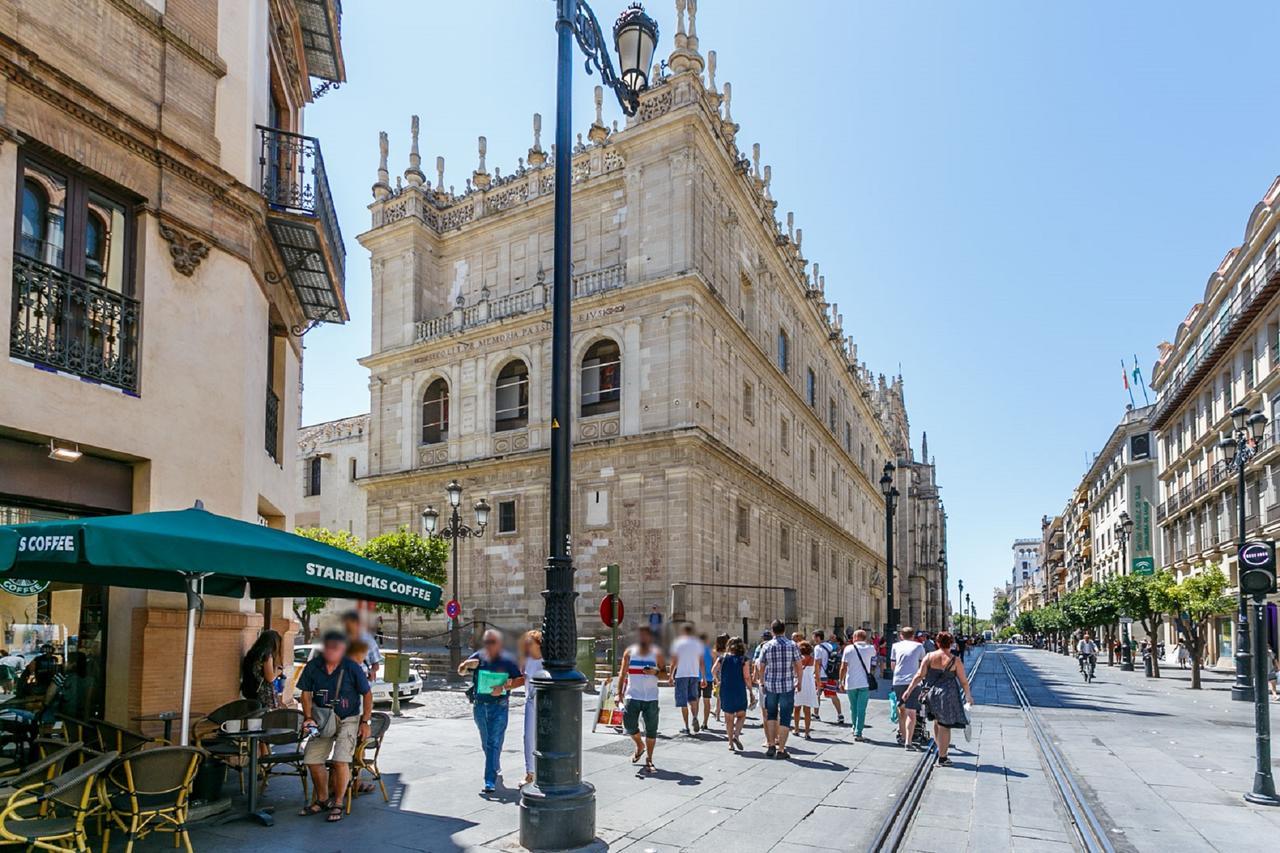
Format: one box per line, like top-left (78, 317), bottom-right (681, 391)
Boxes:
top-left (1132, 355), bottom-right (1150, 405)
top-left (1121, 358), bottom-right (1135, 407)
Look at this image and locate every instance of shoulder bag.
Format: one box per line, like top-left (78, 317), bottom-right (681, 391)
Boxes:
top-left (854, 643), bottom-right (878, 691)
top-left (311, 664), bottom-right (346, 738)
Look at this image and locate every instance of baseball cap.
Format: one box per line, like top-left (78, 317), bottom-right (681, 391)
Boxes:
top-left (321, 629), bottom-right (348, 646)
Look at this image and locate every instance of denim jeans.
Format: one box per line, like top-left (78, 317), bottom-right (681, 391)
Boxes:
top-left (846, 688), bottom-right (870, 736)
top-left (473, 700), bottom-right (509, 787)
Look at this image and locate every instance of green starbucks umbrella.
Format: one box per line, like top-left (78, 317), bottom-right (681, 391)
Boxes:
top-left (0, 505), bottom-right (441, 743)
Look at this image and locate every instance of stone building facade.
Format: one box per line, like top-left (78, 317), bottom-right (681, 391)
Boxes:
top-left (297, 415), bottom-right (370, 539)
top-left (1009, 537), bottom-right (1041, 621)
top-left (1082, 405), bottom-right (1157, 586)
top-left (0, 0), bottom-right (347, 727)
top-left (1150, 174), bottom-right (1280, 663)
top-left (352, 11), bottom-right (942, 639)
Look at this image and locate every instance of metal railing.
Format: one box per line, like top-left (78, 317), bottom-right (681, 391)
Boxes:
top-left (257, 126), bottom-right (346, 282)
top-left (265, 386), bottom-right (280, 462)
top-left (9, 254), bottom-right (140, 391)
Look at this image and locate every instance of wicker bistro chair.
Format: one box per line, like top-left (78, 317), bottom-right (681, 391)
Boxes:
top-left (189, 699), bottom-right (262, 746)
top-left (94, 721), bottom-right (162, 755)
top-left (0, 750), bottom-right (118, 852)
top-left (52, 716), bottom-right (100, 751)
top-left (255, 708), bottom-right (308, 804)
top-left (343, 711), bottom-right (391, 814)
top-left (100, 746), bottom-right (202, 853)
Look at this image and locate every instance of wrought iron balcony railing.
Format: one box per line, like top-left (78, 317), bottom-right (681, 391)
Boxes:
top-left (9, 254), bottom-right (140, 392)
top-left (265, 386), bottom-right (281, 463)
top-left (258, 126), bottom-right (347, 326)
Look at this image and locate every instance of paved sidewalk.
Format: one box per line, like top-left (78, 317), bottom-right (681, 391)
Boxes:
top-left (184, 680), bottom-right (921, 852)
top-left (1001, 645), bottom-right (1280, 853)
top-left (903, 651), bottom-right (1078, 853)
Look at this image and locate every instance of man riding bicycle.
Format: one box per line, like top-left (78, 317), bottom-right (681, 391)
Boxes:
top-left (1076, 633), bottom-right (1099, 679)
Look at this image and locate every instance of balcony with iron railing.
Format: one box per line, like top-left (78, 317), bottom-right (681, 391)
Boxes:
top-left (9, 254), bottom-right (141, 392)
top-left (258, 126), bottom-right (347, 327)
top-left (414, 264), bottom-right (625, 344)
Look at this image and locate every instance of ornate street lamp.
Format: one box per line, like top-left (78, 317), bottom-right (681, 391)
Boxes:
top-left (421, 481), bottom-right (489, 682)
top-left (1115, 510), bottom-right (1135, 671)
top-left (1219, 405), bottom-right (1269, 702)
top-left (880, 462), bottom-right (899, 678)
top-left (938, 549), bottom-right (948, 632)
top-left (522, 3), bottom-right (658, 848)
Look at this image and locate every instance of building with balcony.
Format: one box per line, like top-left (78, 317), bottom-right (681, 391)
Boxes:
top-left (1035, 514), bottom-right (1064, 614)
top-left (1062, 485), bottom-right (1091, 594)
top-left (0, 0), bottom-right (346, 727)
top-left (1083, 405), bottom-right (1157, 585)
top-left (1009, 537), bottom-right (1041, 620)
top-left (1149, 175), bottom-right (1280, 665)
top-left (352, 20), bottom-right (932, 638)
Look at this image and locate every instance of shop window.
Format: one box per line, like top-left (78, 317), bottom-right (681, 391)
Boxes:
top-left (581, 339), bottom-right (621, 417)
top-left (495, 360), bottom-right (530, 431)
top-left (422, 378), bottom-right (450, 444)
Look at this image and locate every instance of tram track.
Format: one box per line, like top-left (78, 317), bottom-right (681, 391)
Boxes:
top-left (868, 647), bottom-right (1115, 853)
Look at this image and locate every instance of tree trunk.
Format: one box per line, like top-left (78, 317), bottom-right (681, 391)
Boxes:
top-left (1189, 625), bottom-right (1202, 689)
top-left (1147, 618), bottom-right (1162, 678)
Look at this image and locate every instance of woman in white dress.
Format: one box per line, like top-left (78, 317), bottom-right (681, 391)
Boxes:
top-left (519, 630), bottom-right (543, 787)
top-left (792, 641), bottom-right (820, 738)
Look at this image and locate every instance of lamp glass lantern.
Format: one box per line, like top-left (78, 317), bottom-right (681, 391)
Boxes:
top-left (446, 480), bottom-right (463, 508)
top-left (613, 4), bottom-right (659, 96)
top-left (880, 462), bottom-right (894, 496)
top-left (474, 498), bottom-right (491, 529)
top-left (421, 505), bottom-right (439, 536)
top-left (1232, 405), bottom-right (1251, 432)
top-left (1249, 412), bottom-right (1268, 441)
top-left (1222, 435), bottom-right (1240, 466)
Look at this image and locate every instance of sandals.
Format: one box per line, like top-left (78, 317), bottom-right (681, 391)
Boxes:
top-left (326, 805), bottom-right (344, 822)
top-left (631, 744), bottom-right (645, 764)
top-left (298, 799), bottom-right (330, 817)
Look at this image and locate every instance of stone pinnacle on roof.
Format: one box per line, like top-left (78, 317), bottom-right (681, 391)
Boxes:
top-left (473, 136), bottom-right (490, 190)
top-left (405, 115), bottom-right (425, 187)
top-left (528, 113), bottom-right (546, 167)
top-left (589, 86), bottom-right (609, 144)
top-left (373, 130), bottom-right (390, 199)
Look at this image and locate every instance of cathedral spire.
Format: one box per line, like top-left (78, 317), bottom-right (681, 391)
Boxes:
top-left (404, 115), bottom-right (424, 187)
top-left (372, 131), bottom-right (390, 199)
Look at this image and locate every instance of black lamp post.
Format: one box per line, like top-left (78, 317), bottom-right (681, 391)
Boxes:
top-left (1115, 510), bottom-right (1135, 671)
top-left (957, 577), bottom-right (964, 638)
top-left (938, 550), bottom-right (947, 632)
top-left (880, 462), bottom-right (899, 678)
top-left (521, 3), bottom-right (657, 849)
top-left (1219, 405), bottom-right (1269, 703)
top-left (965, 592), bottom-right (972, 638)
top-left (421, 482), bottom-right (490, 682)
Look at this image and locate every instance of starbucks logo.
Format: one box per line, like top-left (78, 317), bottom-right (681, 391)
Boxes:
top-left (0, 579), bottom-right (49, 597)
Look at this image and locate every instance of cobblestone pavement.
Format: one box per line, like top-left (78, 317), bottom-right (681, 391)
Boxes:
top-left (172, 646), bottom-right (1278, 852)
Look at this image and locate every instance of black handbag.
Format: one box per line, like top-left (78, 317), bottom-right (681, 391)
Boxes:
top-left (853, 643), bottom-right (878, 691)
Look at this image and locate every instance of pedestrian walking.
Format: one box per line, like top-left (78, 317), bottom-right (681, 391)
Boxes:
top-left (670, 624), bottom-right (707, 734)
top-left (1175, 641), bottom-right (1190, 669)
top-left (757, 619), bottom-right (802, 759)
top-left (648, 605), bottom-right (663, 643)
top-left (904, 632), bottom-right (973, 767)
top-left (812, 630), bottom-right (845, 726)
top-left (618, 625), bottom-right (664, 772)
top-left (699, 633), bottom-right (715, 731)
top-left (518, 630), bottom-right (543, 787)
top-left (714, 637), bottom-right (750, 751)
top-left (712, 633), bottom-right (729, 723)
top-left (890, 627), bottom-right (926, 750)
top-left (749, 630), bottom-right (769, 714)
top-left (839, 629), bottom-right (876, 742)
top-left (458, 629), bottom-right (524, 794)
top-left (792, 641), bottom-right (818, 738)
top-left (1269, 653), bottom-right (1279, 701)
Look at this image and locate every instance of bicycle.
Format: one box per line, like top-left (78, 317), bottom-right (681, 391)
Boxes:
top-left (1078, 653), bottom-right (1096, 683)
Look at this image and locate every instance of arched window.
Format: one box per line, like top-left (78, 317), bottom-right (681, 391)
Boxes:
top-left (84, 211), bottom-right (106, 284)
top-left (20, 179), bottom-right (48, 260)
top-left (422, 378), bottom-right (449, 444)
top-left (581, 339), bottom-right (621, 417)
top-left (495, 359), bottom-right (529, 431)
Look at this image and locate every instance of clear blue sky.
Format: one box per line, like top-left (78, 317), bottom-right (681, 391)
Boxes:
top-left (301, 1), bottom-right (1280, 617)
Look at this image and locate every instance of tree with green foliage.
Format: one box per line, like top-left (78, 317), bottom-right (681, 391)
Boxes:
top-left (362, 526), bottom-right (449, 665)
top-left (293, 527), bottom-right (364, 641)
top-left (991, 595), bottom-right (1011, 629)
top-left (1015, 611), bottom-right (1036, 638)
top-left (1111, 571), bottom-right (1177, 677)
top-left (1170, 565), bottom-right (1234, 690)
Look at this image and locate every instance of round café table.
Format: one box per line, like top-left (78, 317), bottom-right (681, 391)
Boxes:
top-left (215, 727), bottom-right (296, 826)
top-left (132, 710), bottom-right (179, 743)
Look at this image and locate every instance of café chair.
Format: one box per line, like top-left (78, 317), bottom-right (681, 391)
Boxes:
top-left (189, 699), bottom-right (262, 747)
top-left (52, 716), bottom-right (100, 751)
top-left (344, 711), bottom-right (391, 814)
top-left (0, 751), bottom-right (118, 852)
top-left (100, 746), bottom-right (201, 853)
top-left (255, 708), bottom-right (308, 804)
top-left (94, 721), bottom-right (162, 755)
top-left (0, 742), bottom-right (81, 808)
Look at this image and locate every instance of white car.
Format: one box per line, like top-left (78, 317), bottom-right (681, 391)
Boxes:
top-left (292, 643), bottom-right (423, 704)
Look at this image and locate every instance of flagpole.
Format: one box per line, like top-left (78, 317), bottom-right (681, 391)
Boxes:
top-left (1122, 358), bottom-right (1136, 408)
top-left (1134, 354), bottom-right (1151, 406)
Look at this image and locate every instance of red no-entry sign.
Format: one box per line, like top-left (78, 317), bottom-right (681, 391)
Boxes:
top-left (446, 599), bottom-right (460, 620)
top-left (600, 594), bottom-right (624, 627)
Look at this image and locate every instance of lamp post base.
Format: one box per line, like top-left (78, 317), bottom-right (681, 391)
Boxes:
top-left (519, 671), bottom-right (596, 851)
top-left (1233, 685), bottom-right (1256, 703)
top-left (1246, 791), bottom-right (1280, 807)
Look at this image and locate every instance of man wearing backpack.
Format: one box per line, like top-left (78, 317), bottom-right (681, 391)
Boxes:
top-left (811, 630), bottom-right (845, 727)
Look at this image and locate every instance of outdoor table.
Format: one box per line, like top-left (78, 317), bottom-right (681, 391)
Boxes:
top-left (216, 727), bottom-right (295, 826)
top-left (132, 710), bottom-right (179, 742)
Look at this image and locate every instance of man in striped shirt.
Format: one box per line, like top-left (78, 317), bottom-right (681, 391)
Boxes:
top-left (618, 625), bottom-right (666, 772)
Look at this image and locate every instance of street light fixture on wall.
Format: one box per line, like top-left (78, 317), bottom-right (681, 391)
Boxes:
top-left (880, 462), bottom-right (900, 678)
top-left (1219, 405), bottom-right (1269, 702)
top-left (522, 2), bottom-right (658, 848)
top-left (421, 481), bottom-right (490, 682)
